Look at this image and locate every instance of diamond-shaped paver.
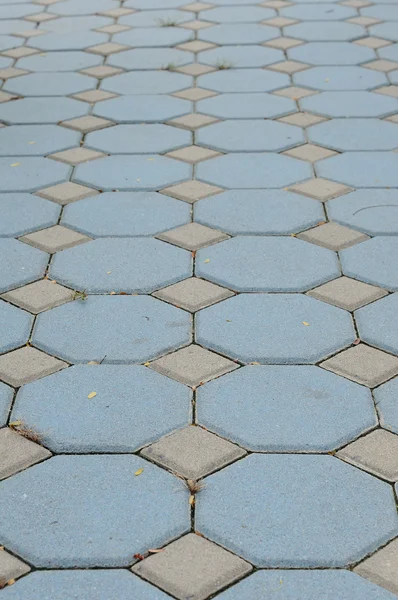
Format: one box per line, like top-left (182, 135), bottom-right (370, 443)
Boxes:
top-left (73, 90), bottom-right (117, 103)
top-left (0, 548), bottom-right (30, 583)
top-left (20, 225), bottom-right (91, 253)
top-left (49, 147), bottom-right (105, 165)
top-left (161, 180), bottom-right (222, 203)
top-left (308, 277), bottom-right (387, 311)
top-left (196, 454), bottom-right (398, 567)
top-left (294, 66), bottom-right (388, 91)
top-left (279, 112), bottom-right (327, 127)
top-left (356, 293), bottom-right (398, 356)
top-left (61, 116), bottom-right (113, 133)
top-left (196, 294), bottom-right (355, 363)
top-left (157, 222), bottom-right (228, 250)
top-left (0, 67), bottom-right (28, 79)
top-left (321, 344), bottom-right (398, 387)
top-left (289, 178), bottom-right (352, 201)
top-left (327, 189), bottom-right (398, 235)
top-left (12, 365), bottom-right (190, 453)
top-left (132, 534), bottom-right (252, 600)
top-left (150, 344), bottom-right (238, 386)
top-left (340, 237), bottom-right (398, 290)
top-left (197, 92), bottom-right (296, 119)
top-left (141, 426), bottom-right (245, 479)
top-left (87, 42), bottom-right (128, 56)
top-left (0, 300), bottom-right (32, 354)
top-left (274, 86), bottom-right (318, 99)
top-left (297, 222), bottom-right (369, 250)
top-left (168, 113), bottom-right (218, 129)
top-left (0, 97), bottom-right (89, 124)
top-left (0, 157), bottom-right (70, 193)
top-left (153, 277), bottom-right (234, 312)
top-left (337, 429), bottom-right (398, 482)
top-left (284, 144), bottom-right (336, 162)
top-left (301, 91), bottom-right (398, 118)
top-left (375, 377), bottom-right (398, 435)
top-left (198, 365), bottom-right (376, 451)
top-left (0, 455), bottom-right (190, 567)
top-left (0, 238), bottom-right (48, 294)
top-left (36, 181), bottom-right (97, 205)
top-left (0, 347), bottom-right (67, 387)
top-left (85, 124), bottom-right (191, 154)
top-left (355, 539), bottom-right (398, 596)
top-left (355, 37), bottom-right (392, 49)
top-left (81, 65), bottom-right (123, 79)
top-left (173, 88), bottom-right (216, 101)
top-left (0, 428), bottom-right (51, 481)
top-left (0, 193), bottom-right (60, 237)
top-left (198, 68), bottom-right (290, 92)
top-left (265, 37), bottom-right (304, 50)
top-left (166, 146), bottom-right (221, 163)
top-left (177, 40), bottom-right (216, 52)
top-left (2, 280), bottom-right (74, 314)
top-left (365, 59), bottom-right (398, 73)
top-left (308, 118), bottom-right (398, 150)
top-left (176, 63), bottom-right (215, 75)
top-left (0, 383), bottom-right (13, 428)
top-left (93, 95), bottom-right (191, 123)
top-left (268, 60), bottom-right (310, 74)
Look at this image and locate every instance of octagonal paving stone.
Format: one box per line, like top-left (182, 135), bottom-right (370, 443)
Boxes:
top-left (0, 98), bottom-right (89, 125)
top-left (340, 237), bottom-right (398, 290)
top-left (85, 125), bottom-right (191, 155)
top-left (308, 119), bottom-right (398, 151)
top-left (198, 23), bottom-right (279, 45)
top-left (17, 51), bottom-right (102, 72)
top-left (301, 91), bottom-right (398, 118)
top-left (0, 300), bottom-right (32, 354)
top-left (196, 153), bottom-right (312, 188)
top-left (119, 10), bottom-right (194, 28)
top-left (4, 73), bottom-right (96, 97)
top-left (196, 120), bottom-right (304, 152)
top-left (50, 238), bottom-right (192, 293)
top-left (362, 4), bottom-right (398, 21)
top-left (51, 0), bottom-right (115, 15)
top-left (0, 157), bottom-right (70, 192)
top-left (317, 152), bottom-right (398, 188)
top-left (356, 293), bottom-right (398, 356)
top-left (101, 71), bottom-right (193, 95)
top-left (196, 454), bottom-right (398, 567)
top-left (374, 376), bottom-right (398, 435)
top-left (73, 155), bottom-right (191, 191)
top-left (198, 45), bottom-right (284, 68)
top-left (33, 295), bottom-right (191, 363)
top-left (294, 66), bottom-right (388, 91)
top-left (197, 68), bottom-right (290, 92)
top-left (28, 31), bottom-right (109, 52)
top-left (196, 237), bottom-right (340, 292)
top-left (13, 365), bottom-right (191, 453)
top-left (196, 294), bottom-right (355, 363)
top-left (0, 381), bottom-right (13, 427)
top-left (285, 21), bottom-right (367, 42)
top-left (93, 96), bottom-right (192, 124)
top-left (281, 3), bottom-right (356, 20)
top-left (203, 6), bottom-right (276, 22)
top-left (108, 49), bottom-right (194, 71)
top-left (0, 3), bottom-right (42, 19)
top-left (0, 455), bottom-right (190, 567)
top-left (62, 192), bottom-right (190, 236)
top-left (0, 125), bottom-right (80, 156)
top-left (114, 27), bottom-right (193, 48)
top-left (327, 189), bottom-right (398, 235)
top-left (369, 23), bottom-right (398, 43)
top-left (0, 193), bottom-right (60, 237)
top-left (0, 238), bottom-right (48, 293)
top-left (197, 365), bottom-right (376, 452)
top-left (197, 93), bottom-right (296, 119)
top-left (0, 35), bottom-right (23, 52)
top-left (195, 189), bottom-right (324, 234)
top-left (288, 42), bottom-right (375, 65)
top-left (43, 16), bottom-right (113, 33)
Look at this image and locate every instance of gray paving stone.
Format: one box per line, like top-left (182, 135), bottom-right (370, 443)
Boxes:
top-left (0, 346), bottom-right (67, 387)
top-left (61, 115), bottom-right (113, 134)
top-left (283, 144), bottom-right (337, 162)
top-left (49, 147), bottom-right (105, 165)
top-left (289, 178), bottom-right (352, 202)
top-left (36, 182), bottom-right (98, 205)
top-left (161, 180), bottom-right (223, 203)
top-left (0, 382), bottom-right (13, 428)
top-left (20, 225), bottom-right (91, 253)
top-left (141, 425), bottom-right (246, 478)
top-left (2, 280), bottom-right (75, 314)
top-left (337, 429), bottom-right (398, 482)
top-left (157, 222), bottom-right (229, 250)
top-left (150, 344), bottom-right (238, 386)
top-left (0, 549), bottom-right (30, 583)
top-left (297, 222), bottom-right (369, 250)
top-left (375, 377), bottom-right (398, 435)
top-left (132, 534), bottom-right (252, 600)
top-left (355, 539), bottom-right (398, 596)
top-left (308, 277), bottom-right (388, 311)
top-left (153, 277), bottom-right (234, 312)
top-left (166, 146), bottom-right (221, 164)
top-left (0, 427), bottom-right (51, 480)
top-left (321, 344), bottom-right (398, 387)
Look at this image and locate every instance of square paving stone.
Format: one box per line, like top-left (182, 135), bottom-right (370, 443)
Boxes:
top-left (161, 180), bottom-right (223, 203)
top-left (150, 344), bottom-right (238, 387)
top-left (72, 90), bottom-right (117, 103)
top-left (36, 182), bottom-right (98, 205)
top-left (141, 425), bottom-right (245, 479)
top-left (337, 429), bottom-right (398, 482)
top-left (0, 347), bottom-right (67, 387)
top-left (0, 427), bottom-right (51, 480)
top-left (153, 277), bottom-right (234, 312)
top-left (173, 88), bottom-right (217, 101)
top-left (132, 534), bottom-right (252, 600)
top-left (157, 222), bottom-right (229, 250)
top-left (284, 144), bottom-right (337, 162)
top-left (279, 112), bottom-right (327, 127)
top-left (308, 277), bottom-right (388, 311)
top-left (0, 548), bottom-right (30, 583)
top-left (273, 86), bottom-right (317, 99)
top-left (297, 222), bottom-right (369, 250)
top-left (354, 539), bottom-right (398, 596)
top-left (176, 63), bottom-right (216, 75)
top-left (20, 225), bottom-right (91, 253)
top-left (166, 146), bottom-right (221, 163)
top-left (81, 65), bottom-right (123, 79)
top-left (61, 116), bottom-right (114, 133)
top-left (321, 344), bottom-right (398, 387)
top-left (168, 113), bottom-right (218, 129)
top-left (289, 178), bottom-right (352, 201)
top-left (268, 60), bottom-right (310, 74)
top-left (2, 280), bottom-right (74, 314)
top-left (87, 42), bottom-right (129, 56)
top-left (49, 147), bottom-right (105, 165)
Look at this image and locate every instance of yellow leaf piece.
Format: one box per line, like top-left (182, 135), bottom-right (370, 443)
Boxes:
top-left (28, 141), bottom-right (36, 144)
top-left (9, 420), bottom-right (22, 428)
top-left (144, 362), bottom-right (150, 367)
top-left (7, 579), bottom-right (15, 586)
top-left (87, 391), bottom-right (97, 399)
top-left (87, 361), bottom-right (98, 365)
top-left (189, 495), bottom-right (195, 505)
top-left (107, 271), bottom-right (112, 274)
top-left (204, 259), bottom-right (210, 263)
top-left (135, 468), bottom-right (144, 476)
top-left (10, 163), bottom-right (20, 167)
top-left (110, 291), bottom-right (116, 295)
top-left (302, 321), bottom-right (310, 326)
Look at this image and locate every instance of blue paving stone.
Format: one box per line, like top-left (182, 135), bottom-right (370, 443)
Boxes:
top-left (109, 48), bottom-right (194, 71)
top-left (4, 73), bottom-right (96, 96)
top-left (0, 56), bottom-right (11, 68)
top-left (196, 153), bottom-right (312, 188)
top-left (125, 0), bottom-right (189, 7)
top-left (196, 294), bottom-right (355, 363)
top-left (0, 239), bottom-right (48, 293)
top-left (198, 366), bottom-right (375, 451)
top-left (199, 45), bottom-right (284, 68)
top-left (197, 119), bottom-right (304, 152)
top-left (215, 570), bottom-right (398, 600)
top-left (44, 16), bottom-right (112, 33)
top-left (198, 68), bottom-right (290, 92)
top-left (288, 42), bottom-right (375, 65)
top-left (93, 95), bottom-right (192, 123)
top-left (196, 237), bottom-right (339, 292)
top-left (198, 23), bottom-right (279, 45)
top-left (340, 236), bottom-right (398, 290)
top-left (13, 365), bottom-right (191, 452)
top-left (119, 9), bottom-right (194, 28)
top-left (202, 6), bottom-right (276, 22)
top-left (52, 0), bottom-right (115, 15)
top-left (114, 27), bottom-right (193, 47)
top-left (101, 71), bottom-right (193, 95)
top-left (285, 21), bottom-right (366, 41)
top-left (17, 51), bottom-right (102, 72)
top-left (0, 35), bottom-right (23, 51)
top-left (0, 4), bottom-right (41, 19)
top-left (362, 4), bottom-right (398, 21)
top-left (369, 23), bottom-right (398, 43)
top-left (0, 157), bottom-right (70, 192)
top-left (388, 69), bottom-right (398, 84)
top-left (197, 92), bottom-right (296, 119)
top-left (0, 125), bottom-right (80, 156)
top-left (73, 155), bottom-right (191, 191)
top-left (63, 192), bottom-right (190, 236)
top-left (0, 20), bottom-right (32, 34)
top-left (308, 118), bottom-right (398, 151)
top-left (0, 455), bottom-right (190, 567)
top-left (195, 189), bottom-right (324, 234)
top-left (50, 238), bottom-right (192, 293)
top-left (294, 66), bottom-right (388, 91)
top-left (327, 190), bottom-right (398, 236)
top-left (29, 31), bottom-right (108, 51)
top-left (374, 377), bottom-right (398, 435)
top-left (317, 152), bottom-right (398, 188)
top-left (0, 193), bottom-right (60, 237)
top-left (379, 43), bottom-right (398, 62)
top-left (0, 571), bottom-right (171, 600)
top-left (281, 4), bottom-right (356, 20)
top-left (0, 98), bottom-right (89, 124)
top-left (85, 125), bottom-right (191, 154)
top-left (301, 91), bottom-right (398, 117)
top-left (0, 382), bottom-right (13, 427)
top-left (356, 293), bottom-right (398, 356)
top-left (0, 300), bottom-right (32, 353)
top-left (33, 296), bottom-right (191, 363)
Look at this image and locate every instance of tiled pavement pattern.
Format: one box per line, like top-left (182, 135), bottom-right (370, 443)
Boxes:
top-left (0, 0), bottom-right (398, 599)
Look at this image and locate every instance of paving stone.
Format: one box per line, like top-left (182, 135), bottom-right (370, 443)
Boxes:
top-left (73, 90), bottom-right (117, 104)
top-left (196, 454), bottom-right (398, 567)
top-left (356, 293), bottom-right (398, 356)
top-left (294, 66), bottom-right (388, 91)
top-left (0, 455), bottom-right (190, 568)
top-left (120, 9), bottom-right (193, 28)
top-left (308, 118), bottom-right (398, 151)
top-left (176, 63), bottom-right (215, 76)
top-left (180, 20), bottom-right (216, 31)
top-left (61, 116), bottom-right (113, 134)
top-left (268, 60), bottom-right (310, 74)
top-left (0, 427), bottom-right (51, 481)
top-left (284, 144), bottom-right (337, 162)
top-left (87, 43), bottom-right (129, 57)
top-left (288, 42), bottom-right (375, 66)
top-left (198, 365), bottom-right (376, 451)
top-left (0, 300), bottom-right (32, 354)
top-left (172, 88), bottom-right (216, 101)
top-left (4, 72), bottom-right (96, 97)
top-left (141, 426), bottom-right (245, 478)
top-left (168, 113), bottom-right (218, 129)
top-left (0, 97), bottom-right (89, 124)
top-left (198, 23), bottom-right (279, 45)
top-left (355, 37), bottom-right (392, 49)
top-left (321, 344), bottom-right (398, 387)
top-left (285, 21), bottom-right (367, 42)
top-left (20, 225), bottom-right (91, 254)
top-left (376, 86), bottom-right (398, 98)
top-left (161, 180), bottom-right (222, 203)
top-left (52, 0), bottom-right (121, 16)
top-left (198, 68), bottom-right (290, 92)
top-left (0, 193), bottom-right (60, 237)
top-left (0, 382), bottom-right (13, 427)
top-left (177, 40), bottom-right (216, 52)
top-left (17, 51), bottom-right (101, 72)
top-left (301, 91), bottom-right (398, 118)
top-left (0, 347), bottom-right (67, 387)
top-left (265, 37), bottom-right (304, 50)
top-left (36, 16), bottom-right (112, 34)
top-left (36, 182), bottom-right (97, 205)
top-left (349, 16), bottom-right (381, 26)
top-left (197, 92), bottom-right (296, 119)
top-left (93, 95), bottom-right (192, 123)
top-left (0, 548), bottom-right (30, 583)
top-left (354, 539), bottom-right (398, 596)
top-left (205, 6), bottom-right (275, 22)
top-left (153, 277), bottom-right (234, 312)
top-left (327, 189), bottom-right (398, 235)
top-left (97, 24), bottom-right (131, 34)
top-left (298, 222), bottom-right (369, 250)
top-left (308, 277), bottom-right (387, 311)
top-left (264, 16), bottom-right (297, 26)
top-left (157, 222), bottom-right (229, 250)
top-left (279, 112), bottom-right (327, 127)
top-left (0, 157), bottom-right (70, 193)
top-left (341, 237), bottom-right (398, 290)
top-left (374, 377), bottom-right (398, 435)
top-left (28, 31), bottom-right (108, 51)
top-left (0, 238), bottom-right (48, 294)
top-left (49, 147), bottom-right (105, 166)
top-left (166, 145), bottom-right (221, 163)
top-left (272, 85), bottom-right (317, 99)
top-left (108, 48), bottom-right (194, 71)
top-left (0, 67), bottom-right (28, 79)
top-left (13, 365), bottom-right (190, 453)
top-left (85, 124), bottom-right (191, 154)
top-left (199, 44), bottom-right (284, 68)
top-left (0, 126), bottom-right (80, 158)
top-left (289, 178), bottom-right (352, 201)
top-left (81, 65), bottom-right (123, 79)
top-left (114, 27), bottom-right (193, 48)
top-left (281, 4), bottom-right (356, 20)
top-left (2, 280), bottom-right (74, 314)
top-left (132, 534), bottom-right (252, 600)
top-left (62, 192), bottom-right (190, 237)
top-left (337, 429), bottom-right (398, 482)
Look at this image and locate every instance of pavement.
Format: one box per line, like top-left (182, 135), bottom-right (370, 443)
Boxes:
top-left (0, 0), bottom-right (398, 597)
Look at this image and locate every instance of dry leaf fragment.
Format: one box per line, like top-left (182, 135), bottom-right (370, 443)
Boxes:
top-left (87, 391), bottom-right (97, 399)
top-left (302, 321), bottom-right (310, 326)
top-left (135, 468), bottom-right (144, 476)
top-left (134, 553), bottom-right (144, 561)
top-left (87, 361), bottom-right (98, 365)
top-left (144, 362), bottom-right (150, 367)
top-left (148, 548), bottom-right (163, 553)
top-left (189, 495), bottom-right (195, 505)
top-left (204, 259), bottom-right (210, 263)
top-left (10, 162), bottom-right (20, 167)
top-left (7, 579), bottom-right (15, 586)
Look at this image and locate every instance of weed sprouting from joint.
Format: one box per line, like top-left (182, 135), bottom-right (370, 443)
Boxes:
top-left (9, 420), bottom-right (42, 444)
